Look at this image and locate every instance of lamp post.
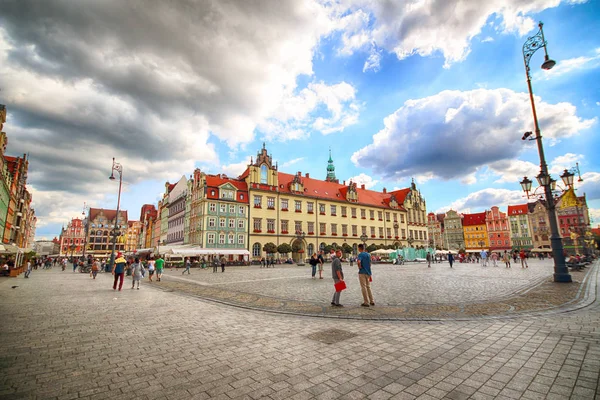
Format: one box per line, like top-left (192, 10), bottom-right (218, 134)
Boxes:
top-left (519, 22), bottom-right (570, 283)
top-left (81, 202), bottom-right (90, 264)
top-left (407, 237), bottom-right (414, 248)
top-left (360, 233), bottom-right (368, 246)
top-left (295, 230), bottom-right (305, 263)
top-left (108, 158), bottom-right (123, 270)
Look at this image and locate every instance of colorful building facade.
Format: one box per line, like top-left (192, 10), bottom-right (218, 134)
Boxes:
top-left (485, 206), bottom-right (511, 252)
top-left (443, 210), bottom-right (464, 250)
top-left (507, 204), bottom-right (533, 250)
top-left (462, 212), bottom-right (488, 250)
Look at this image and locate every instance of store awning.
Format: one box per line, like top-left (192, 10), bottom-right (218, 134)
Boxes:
top-left (465, 249), bottom-right (489, 253)
top-left (0, 244), bottom-right (19, 254)
top-left (163, 246), bottom-right (250, 257)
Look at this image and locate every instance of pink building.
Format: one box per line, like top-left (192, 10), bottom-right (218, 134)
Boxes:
top-left (486, 206), bottom-right (511, 252)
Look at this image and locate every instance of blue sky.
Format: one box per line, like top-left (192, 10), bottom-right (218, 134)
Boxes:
top-left (0, 0), bottom-right (598, 240)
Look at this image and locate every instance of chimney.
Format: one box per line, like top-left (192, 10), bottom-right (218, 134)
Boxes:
top-left (361, 184), bottom-right (365, 190)
top-left (305, 173), bottom-right (309, 178)
top-left (343, 180), bottom-right (345, 185)
top-left (297, 171), bottom-right (301, 176)
top-left (383, 188), bottom-right (387, 193)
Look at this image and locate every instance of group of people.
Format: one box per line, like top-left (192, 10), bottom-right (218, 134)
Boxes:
top-left (111, 253), bottom-right (165, 291)
top-left (444, 249), bottom-right (530, 269)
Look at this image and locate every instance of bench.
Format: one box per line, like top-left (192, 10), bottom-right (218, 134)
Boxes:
top-left (567, 262), bottom-right (586, 271)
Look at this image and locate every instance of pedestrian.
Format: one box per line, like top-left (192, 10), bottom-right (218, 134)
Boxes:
top-left (212, 256), bottom-right (219, 273)
top-left (426, 252), bottom-right (432, 268)
top-left (503, 250), bottom-right (511, 268)
top-left (131, 257), bottom-right (145, 289)
top-left (309, 253), bottom-right (318, 279)
top-left (24, 260), bottom-right (32, 278)
top-left (480, 250), bottom-right (488, 267)
top-left (357, 244), bottom-right (374, 307)
top-left (491, 252), bottom-right (498, 267)
top-left (448, 252), bottom-right (454, 268)
top-left (147, 258), bottom-right (155, 282)
top-left (317, 250), bottom-right (324, 279)
top-left (155, 255), bottom-right (164, 282)
top-left (261, 257), bottom-right (265, 268)
top-left (220, 255), bottom-right (226, 273)
top-left (331, 248), bottom-right (344, 307)
top-left (200, 257), bottom-right (206, 269)
top-left (512, 251), bottom-right (518, 263)
top-left (112, 252), bottom-right (127, 291)
top-left (91, 258), bottom-right (100, 279)
top-left (182, 257), bottom-right (191, 275)
top-left (519, 249), bottom-right (528, 268)
top-left (72, 257), bottom-right (78, 272)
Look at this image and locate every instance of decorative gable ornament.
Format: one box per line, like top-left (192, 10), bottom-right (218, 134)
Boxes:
top-left (389, 194), bottom-right (398, 209)
top-left (346, 181), bottom-right (358, 203)
top-left (289, 173), bottom-right (304, 193)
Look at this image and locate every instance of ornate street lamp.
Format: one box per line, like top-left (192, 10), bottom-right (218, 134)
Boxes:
top-left (81, 202), bottom-right (90, 263)
top-left (108, 158), bottom-right (123, 270)
top-left (360, 233), bottom-right (368, 245)
top-left (519, 22), bottom-right (570, 282)
top-left (407, 237), bottom-right (414, 248)
top-left (294, 230), bottom-right (305, 263)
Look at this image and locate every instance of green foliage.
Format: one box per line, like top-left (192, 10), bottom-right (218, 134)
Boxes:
top-left (366, 244), bottom-right (377, 253)
top-left (24, 251), bottom-right (37, 261)
top-left (291, 242), bottom-right (303, 253)
top-left (277, 243), bottom-right (293, 255)
top-left (263, 242), bottom-right (277, 254)
top-left (341, 243), bottom-right (353, 255)
top-left (323, 244), bottom-right (333, 254)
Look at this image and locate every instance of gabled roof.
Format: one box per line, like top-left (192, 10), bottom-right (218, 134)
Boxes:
top-left (206, 175), bottom-right (248, 191)
top-left (462, 212), bottom-right (487, 226)
top-left (507, 204), bottom-right (529, 216)
top-left (89, 208), bottom-right (128, 223)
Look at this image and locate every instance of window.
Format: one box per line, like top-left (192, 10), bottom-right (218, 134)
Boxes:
top-left (209, 203), bottom-right (216, 212)
top-left (307, 202), bottom-right (314, 213)
top-left (254, 196), bottom-right (262, 208)
top-left (252, 243), bottom-right (261, 257)
top-left (361, 209), bottom-right (366, 219)
top-left (239, 206), bottom-right (245, 215)
top-left (370, 227), bottom-right (375, 236)
top-left (320, 223), bottom-right (326, 234)
top-left (281, 199), bottom-right (288, 210)
top-left (229, 205), bottom-right (235, 214)
top-left (351, 208), bottom-right (357, 218)
top-left (378, 211), bottom-right (383, 220)
top-left (307, 244), bottom-right (314, 256)
top-left (369, 210), bottom-right (375, 220)
top-left (400, 214), bottom-right (405, 223)
top-left (319, 204), bottom-right (326, 214)
top-left (308, 222), bottom-right (314, 233)
top-left (402, 229), bottom-right (406, 237)
top-left (331, 205), bottom-right (337, 216)
top-left (267, 197), bottom-right (275, 209)
top-left (228, 234), bottom-right (235, 244)
top-left (207, 233), bottom-right (215, 244)
top-left (267, 219), bottom-right (275, 232)
top-left (219, 218), bottom-right (226, 228)
top-left (295, 221), bottom-right (302, 233)
top-left (379, 227), bottom-right (383, 237)
top-left (419, 231), bottom-right (423, 240)
top-left (342, 225), bottom-right (348, 236)
top-left (295, 200), bottom-right (302, 212)
top-left (260, 165), bottom-right (268, 184)
top-left (219, 234), bottom-right (225, 244)
top-left (208, 217), bottom-right (216, 228)
top-left (221, 190), bottom-right (234, 200)
top-left (331, 224), bottom-right (337, 235)
top-left (386, 212), bottom-right (390, 222)
top-left (361, 226), bottom-right (367, 235)
top-left (387, 227), bottom-right (391, 237)
top-left (352, 225), bottom-right (357, 236)
top-left (341, 206), bottom-right (347, 217)
top-left (229, 219), bottom-right (235, 228)
top-left (238, 219), bottom-right (244, 229)
top-left (220, 204), bottom-right (226, 213)
top-left (281, 220), bottom-right (288, 233)
top-left (253, 218), bottom-right (262, 232)
top-left (238, 235), bottom-right (244, 245)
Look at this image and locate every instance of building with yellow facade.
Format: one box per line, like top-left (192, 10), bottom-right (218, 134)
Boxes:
top-left (462, 211), bottom-right (488, 251)
top-left (243, 145), bottom-right (428, 261)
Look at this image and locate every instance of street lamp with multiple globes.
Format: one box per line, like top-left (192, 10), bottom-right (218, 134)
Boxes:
top-left (359, 233), bottom-right (368, 246)
top-left (108, 158), bottom-right (123, 270)
top-left (518, 22), bottom-right (571, 283)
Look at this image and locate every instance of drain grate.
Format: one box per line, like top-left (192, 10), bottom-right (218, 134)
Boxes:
top-left (306, 328), bottom-right (357, 344)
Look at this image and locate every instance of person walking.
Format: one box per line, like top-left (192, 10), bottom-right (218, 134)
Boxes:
top-left (503, 250), bottom-right (511, 268)
top-left (491, 252), bottom-right (498, 267)
top-left (220, 255), bottom-right (227, 273)
top-left (309, 253), bottom-right (318, 279)
top-left (357, 244), bottom-right (374, 307)
top-left (519, 249), bottom-right (529, 268)
top-left (147, 258), bottom-right (155, 281)
top-left (24, 260), bottom-right (32, 278)
top-left (131, 257), bottom-right (145, 290)
top-left (331, 249), bottom-right (344, 307)
top-left (480, 250), bottom-right (488, 267)
top-left (182, 257), bottom-right (191, 275)
top-left (155, 255), bottom-right (164, 282)
top-left (200, 257), bottom-right (206, 269)
top-left (112, 252), bottom-right (127, 291)
top-left (426, 252), bottom-right (432, 268)
top-left (317, 250), bottom-right (325, 279)
top-left (212, 256), bottom-right (219, 273)
top-left (91, 258), bottom-right (100, 279)
top-left (448, 252), bottom-right (454, 268)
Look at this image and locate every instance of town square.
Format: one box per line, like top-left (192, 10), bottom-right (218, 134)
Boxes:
top-left (1, 0), bottom-right (600, 399)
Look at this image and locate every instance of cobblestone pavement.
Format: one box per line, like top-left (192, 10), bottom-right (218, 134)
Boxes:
top-left (0, 264), bottom-right (599, 400)
top-left (152, 260), bottom-right (595, 319)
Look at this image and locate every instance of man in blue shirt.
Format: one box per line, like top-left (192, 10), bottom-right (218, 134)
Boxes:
top-left (357, 244), bottom-right (374, 307)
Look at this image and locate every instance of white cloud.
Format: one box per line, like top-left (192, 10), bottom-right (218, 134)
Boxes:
top-left (363, 45), bottom-right (382, 72)
top-left (280, 157), bottom-right (305, 168)
top-left (351, 88), bottom-right (595, 183)
top-left (436, 188), bottom-right (527, 214)
top-left (330, 0), bottom-right (572, 68)
top-left (481, 37), bottom-right (494, 43)
top-left (548, 153), bottom-right (584, 176)
top-left (578, 172), bottom-right (600, 201)
top-left (220, 157), bottom-right (252, 179)
top-left (489, 159), bottom-right (540, 184)
top-left (588, 208), bottom-right (600, 225)
top-left (347, 173), bottom-right (378, 189)
top-left (537, 48), bottom-right (600, 80)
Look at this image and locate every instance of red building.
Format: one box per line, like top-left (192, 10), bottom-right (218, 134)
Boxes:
top-left (486, 206), bottom-right (511, 251)
top-left (60, 218), bottom-right (86, 256)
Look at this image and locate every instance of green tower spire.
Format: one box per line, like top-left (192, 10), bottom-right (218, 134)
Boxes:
top-left (326, 148), bottom-right (336, 182)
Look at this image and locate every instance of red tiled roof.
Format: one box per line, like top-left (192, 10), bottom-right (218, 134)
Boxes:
top-left (247, 172), bottom-right (408, 210)
top-left (462, 212), bottom-right (487, 226)
top-left (507, 204), bottom-right (529, 216)
top-left (205, 175), bottom-right (249, 203)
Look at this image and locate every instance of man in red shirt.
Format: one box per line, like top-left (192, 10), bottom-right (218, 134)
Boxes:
top-left (519, 250), bottom-right (528, 268)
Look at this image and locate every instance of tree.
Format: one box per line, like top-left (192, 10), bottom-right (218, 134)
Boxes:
top-left (263, 242), bottom-right (277, 255)
top-left (292, 242), bottom-right (303, 253)
top-left (277, 243), bottom-right (292, 256)
top-left (341, 243), bottom-right (353, 255)
top-left (366, 244), bottom-right (377, 253)
top-left (323, 244), bottom-right (333, 254)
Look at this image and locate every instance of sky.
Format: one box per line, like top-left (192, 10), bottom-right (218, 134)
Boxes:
top-left (0, 0), bottom-right (598, 241)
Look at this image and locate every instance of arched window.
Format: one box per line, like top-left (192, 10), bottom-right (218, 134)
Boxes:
top-left (260, 165), bottom-right (268, 184)
top-left (320, 242), bottom-right (326, 251)
top-left (252, 243), bottom-right (261, 257)
top-left (307, 243), bottom-right (314, 256)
